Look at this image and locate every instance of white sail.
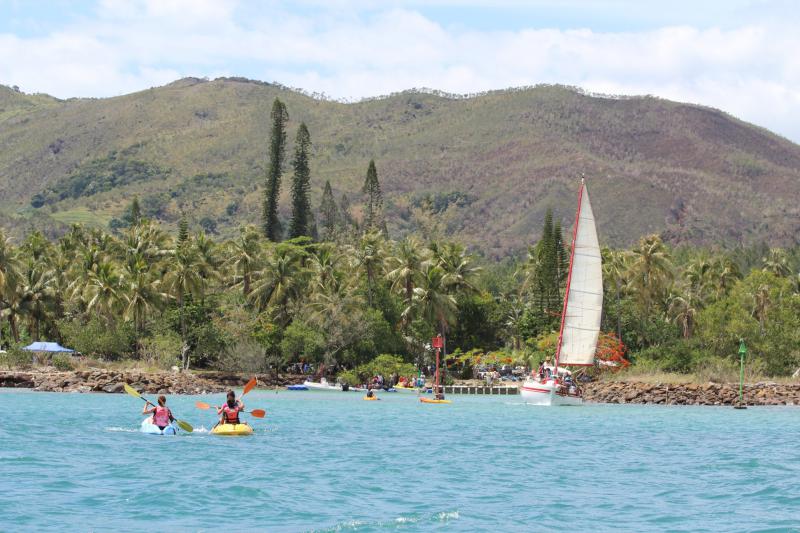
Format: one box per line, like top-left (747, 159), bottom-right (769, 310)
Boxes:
top-left (557, 182), bottom-right (603, 366)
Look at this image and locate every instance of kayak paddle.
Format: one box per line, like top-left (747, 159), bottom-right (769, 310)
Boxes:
top-left (123, 383), bottom-right (194, 432)
top-left (242, 376), bottom-right (257, 396)
top-left (195, 401), bottom-right (266, 418)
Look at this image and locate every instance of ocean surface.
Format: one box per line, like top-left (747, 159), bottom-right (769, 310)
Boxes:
top-left (1, 388), bottom-right (798, 532)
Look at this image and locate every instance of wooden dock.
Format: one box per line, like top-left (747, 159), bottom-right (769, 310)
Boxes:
top-left (442, 385), bottom-right (519, 395)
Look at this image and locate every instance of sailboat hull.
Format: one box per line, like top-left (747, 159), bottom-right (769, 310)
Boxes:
top-left (520, 379), bottom-right (583, 406)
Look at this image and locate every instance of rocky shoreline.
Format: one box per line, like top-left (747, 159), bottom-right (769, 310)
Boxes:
top-left (582, 380), bottom-right (800, 406)
top-left (2, 370), bottom-right (800, 405)
top-left (0, 369), bottom-right (301, 394)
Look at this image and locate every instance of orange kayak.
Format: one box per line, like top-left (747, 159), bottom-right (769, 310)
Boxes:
top-left (420, 398), bottom-right (451, 404)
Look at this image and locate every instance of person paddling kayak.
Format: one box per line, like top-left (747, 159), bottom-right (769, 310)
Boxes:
top-left (217, 390), bottom-right (245, 425)
top-left (142, 395), bottom-right (175, 430)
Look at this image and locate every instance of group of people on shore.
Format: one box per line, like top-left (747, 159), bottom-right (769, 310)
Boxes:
top-left (362, 373), bottom-right (426, 390)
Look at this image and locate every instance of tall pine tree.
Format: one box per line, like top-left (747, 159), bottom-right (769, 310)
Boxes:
top-left (178, 213), bottom-right (189, 246)
top-left (340, 193), bottom-right (355, 231)
top-left (263, 98), bottom-right (289, 241)
top-left (534, 208), bottom-right (561, 323)
top-left (288, 123), bottom-right (312, 239)
top-left (362, 159), bottom-right (385, 233)
top-left (129, 197), bottom-right (142, 226)
top-left (553, 220), bottom-right (568, 292)
top-left (318, 180), bottom-right (340, 239)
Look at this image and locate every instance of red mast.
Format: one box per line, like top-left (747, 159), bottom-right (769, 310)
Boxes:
top-left (553, 178), bottom-right (585, 373)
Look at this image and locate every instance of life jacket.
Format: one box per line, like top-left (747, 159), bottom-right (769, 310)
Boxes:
top-left (153, 406), bottom-right (171, 427)
top-left (221, 404), bottom-right (241, 424)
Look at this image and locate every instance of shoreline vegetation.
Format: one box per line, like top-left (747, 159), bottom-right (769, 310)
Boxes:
top-left (3, 369), bottom-right (800, 406)
top-left (1, 98), bottom-right (800, 387)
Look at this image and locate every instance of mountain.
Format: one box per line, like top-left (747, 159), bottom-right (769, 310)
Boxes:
top-left (1, 77), bottom-right (799, 257)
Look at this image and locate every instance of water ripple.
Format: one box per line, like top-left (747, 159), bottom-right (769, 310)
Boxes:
top-left (1, 390), bottom-right (800, 531)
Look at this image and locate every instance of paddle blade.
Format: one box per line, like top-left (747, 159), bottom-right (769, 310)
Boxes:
top-left (123, 383), bottom-right (142, 399)
top-left (176, 419), bottom-right (193, 433)
top-left (249, 409), bottom-right (266, 418)
top-left (243, 377), bottom-right (257, 396)
top-left (195, 401), bottom-right (212, 410)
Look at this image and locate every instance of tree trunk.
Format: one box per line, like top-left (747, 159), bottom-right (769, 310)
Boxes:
top-left (366, 268), bottom-right (374, 307)
top-left (10, 315), bottom-right (19, 343)
top-left (181, 343), bottom-right (190, 371)
top-left (615, 279), bottom-right (622, 340)
top-left (179, 291), bottom-right (186, 351)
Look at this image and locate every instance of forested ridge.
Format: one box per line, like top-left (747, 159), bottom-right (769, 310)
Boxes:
top-left (2, 77), bottom-right (800, 256)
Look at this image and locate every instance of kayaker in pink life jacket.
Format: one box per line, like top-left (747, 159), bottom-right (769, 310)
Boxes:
top-left (217, 390), bottom-right (245, 425)
top-left (142, 395), bottom-right (175, 430)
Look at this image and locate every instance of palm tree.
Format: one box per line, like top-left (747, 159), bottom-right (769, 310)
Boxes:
top-left (751, 284), bottom-right (771, 336)
top-left (386, 236), bottom-right (425, 326)
top-left (193, 231), bottom-right (222, 299)
top-left (684, 257), bottom-right (712, 305)
top-left (762, 248), bottom-right (791, 277)
top-left (249, 247), bottom-right (305, 324)
top-left (405, 263), bottom-right (458, 340)
top-left (709, 256), bottom-right (741, 299)
top-left (0, 230), bottom-right (22, 344)
top-left (626, 234), bottom-right (674, 315)
top-left (602, 247), bottom-right (628, 339)
top-left (84, 261), bottom-right (123, 322)
top-left (121, 258), bottom-right (168, 333)
top-left (667, 295), bottom-right (697, 339)
top-left (17, 261), bottom-right (56, 341)
top-left (504, 295), bottom-right (526, 350)
top-left (348, 231), bottom-right (385, 308)
top-left (164, 242), bottom-right (204, 368)
top-left (437, 242), bottom-right (481, 295)
top-left (226, 226), bottom-right (262, 297)
top-left (309, 244), bottom-right (343, 294)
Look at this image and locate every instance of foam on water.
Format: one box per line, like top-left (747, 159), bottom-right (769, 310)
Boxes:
top-left (1, 389), bottom-right (799, 531)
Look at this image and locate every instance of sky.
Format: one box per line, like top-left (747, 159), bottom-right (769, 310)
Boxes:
top-left (1, 0), bottom-right (799, 142)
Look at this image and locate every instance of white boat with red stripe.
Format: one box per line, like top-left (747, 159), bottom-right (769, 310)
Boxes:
top-left (521, 178), bottom-right (603, 407)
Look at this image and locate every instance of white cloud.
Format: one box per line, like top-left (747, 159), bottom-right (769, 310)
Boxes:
top-left (0, 0), bottom-right (799, 141)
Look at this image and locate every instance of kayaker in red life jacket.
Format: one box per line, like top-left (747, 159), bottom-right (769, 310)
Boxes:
top-left (218, 390), bottom-right (245, 425)
top-left (142, 395), bottom-right (175, 430)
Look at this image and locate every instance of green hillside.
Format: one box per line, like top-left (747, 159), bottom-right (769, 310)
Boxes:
top-left (1, 77), bottom-right (799, 256)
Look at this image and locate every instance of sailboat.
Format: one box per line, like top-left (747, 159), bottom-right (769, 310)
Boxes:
top-left (520, 179), bottom-right (603, 406)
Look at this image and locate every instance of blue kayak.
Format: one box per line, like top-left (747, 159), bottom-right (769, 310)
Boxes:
top-left (287, 385), bottom-right (308, 391)
top-left (140, 418), bottom-right (177, 435)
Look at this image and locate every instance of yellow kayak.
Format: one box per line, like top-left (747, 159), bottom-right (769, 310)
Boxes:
top-left (363, 396), bottom-right (379, 401)
top-left (420, 398), bottom-right (452, 404)
top-left (211, 423), bottom-right (254, 436)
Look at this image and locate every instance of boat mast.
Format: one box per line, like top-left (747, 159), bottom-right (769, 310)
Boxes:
top-left (553, 178), bottom-right (585, 374)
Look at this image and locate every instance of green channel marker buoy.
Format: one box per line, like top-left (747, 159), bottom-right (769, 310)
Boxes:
top-left (734, 339), bottom-right (747, 410)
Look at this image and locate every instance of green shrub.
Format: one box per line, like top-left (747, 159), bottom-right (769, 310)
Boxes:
top-left (139, 332), bottom-right (182, 369)
top-left (58, 317), bottom-right (135, 360)
top-left (337, 354), bottom-right (416, 386)
top-left (52, 353), bottom-right (75, 371)
top-left (693, 356), bottom-right (767, 382)
top-left (0, 346), bottom-right (32, 369)
top-left (338, 369), bottom-right (360, 387)
top-left (630, 340), bottom-right (710, 373)
top-left (216, 340), bottom-right (269, 373)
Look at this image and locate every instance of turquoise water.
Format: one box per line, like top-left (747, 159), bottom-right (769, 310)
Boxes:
top-left (1, 389), bottom-right (799, 532)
